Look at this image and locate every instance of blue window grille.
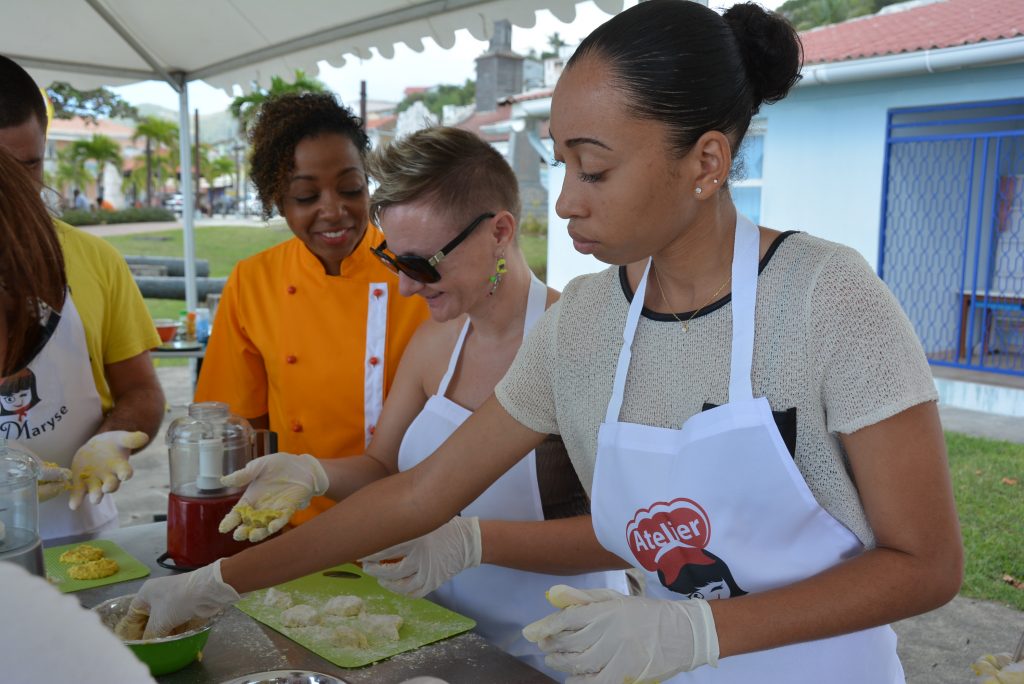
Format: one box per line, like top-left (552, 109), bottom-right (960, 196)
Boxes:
top-left (879, 98), bottom-right (1024, 377)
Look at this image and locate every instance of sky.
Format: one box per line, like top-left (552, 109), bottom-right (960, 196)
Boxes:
top-left (111, 0), bottom-right (784, 115)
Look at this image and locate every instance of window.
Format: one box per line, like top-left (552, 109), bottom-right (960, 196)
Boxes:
top-left (732, 121), bottom-right (765, 224)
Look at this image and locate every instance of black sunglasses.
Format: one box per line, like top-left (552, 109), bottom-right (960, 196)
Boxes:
top-left (371, 212), bottom-right (496, 284)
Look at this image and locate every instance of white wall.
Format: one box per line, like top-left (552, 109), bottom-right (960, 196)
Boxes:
top-left (760, 63), bottom-right (1024, 270)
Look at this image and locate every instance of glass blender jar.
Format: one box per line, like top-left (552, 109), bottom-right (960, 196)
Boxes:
top-left (161, 402), bottom-right (254, 570)
top-left (0, 439), bottom-right (44, 577)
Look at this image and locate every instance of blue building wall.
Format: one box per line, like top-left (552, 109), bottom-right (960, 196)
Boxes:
top-left (759, 62), bottom-right (1024, 269)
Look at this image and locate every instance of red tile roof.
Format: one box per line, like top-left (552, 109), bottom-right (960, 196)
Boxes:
top-left (453, 104), bottom-right (513, 142)
top-left (800, 0), bottom-right (1024, 65)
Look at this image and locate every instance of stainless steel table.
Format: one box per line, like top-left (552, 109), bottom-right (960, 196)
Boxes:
top-left (51, 523), bottom-right (555, 684)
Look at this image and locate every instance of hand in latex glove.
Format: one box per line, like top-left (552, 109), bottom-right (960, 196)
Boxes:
top-left (68, 431), bottom-right (149, 510)
top-left (7, 441), bottom-right (72, 502)
top-left (129, 558), bottom-right (241, 639)
top-left (360, 516), bottom-right (481, 598)
top-left (218, 452), bottom-right (329, 542)
top-left (522, 584), bottom-right (719, 683)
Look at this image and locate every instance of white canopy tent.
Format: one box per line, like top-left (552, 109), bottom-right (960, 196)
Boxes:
top-left (6, 0), bottom-right (624, 309)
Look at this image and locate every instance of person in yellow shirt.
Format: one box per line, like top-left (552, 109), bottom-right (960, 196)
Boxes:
top-left (0, 54), bottom-right (164, 539)
top-left (194, 93), bottom-right (428, 524)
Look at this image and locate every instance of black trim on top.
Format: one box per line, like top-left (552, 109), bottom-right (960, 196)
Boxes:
top-left (619, 230), bottom-right (800, 322)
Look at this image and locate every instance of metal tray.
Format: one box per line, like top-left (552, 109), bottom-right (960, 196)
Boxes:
top-left (219, 672), bottom-right (349, 684)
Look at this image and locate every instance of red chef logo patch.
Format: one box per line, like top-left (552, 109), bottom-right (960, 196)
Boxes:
top-left (627, 498), bottom-right (713, 587)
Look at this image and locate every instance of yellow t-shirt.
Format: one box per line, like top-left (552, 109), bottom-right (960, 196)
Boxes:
top-left (195, 225), bottom-right (429, 523)
top-left (55, 220), bottom-right (161, 412)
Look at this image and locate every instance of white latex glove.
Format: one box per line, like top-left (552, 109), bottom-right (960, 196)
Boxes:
top-left (522, 584), bottom-right (719, 683)
top-left (218, 452), bottom-right (329, 542)
top-left (68, 431), bottom-right (149, 510)
top-left (360, 516), bottom-right (482, 598)
top-left (129, 558), bottom-right (241, 639)
top-left (7, 440), bottom-right (72, 502)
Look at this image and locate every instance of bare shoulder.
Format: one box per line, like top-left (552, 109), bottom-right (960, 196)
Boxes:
top-left (399, 314), bottom-right (468, 386)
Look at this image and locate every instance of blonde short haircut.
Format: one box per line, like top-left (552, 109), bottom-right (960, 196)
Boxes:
top-left (368, 127), bottom-right (521, 230)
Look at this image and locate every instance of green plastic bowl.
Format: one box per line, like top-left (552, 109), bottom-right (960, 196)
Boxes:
top-left (92, 594), bottom-right (218, 676)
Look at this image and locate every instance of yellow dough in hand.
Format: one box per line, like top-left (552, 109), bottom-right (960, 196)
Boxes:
top-left (234, 504), bottom-right (284, 526)
top-left (68, 558), bottom-right (119, 580)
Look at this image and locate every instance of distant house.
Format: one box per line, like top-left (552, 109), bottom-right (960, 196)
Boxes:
top-left (46, 116), bottom-right (138, 209)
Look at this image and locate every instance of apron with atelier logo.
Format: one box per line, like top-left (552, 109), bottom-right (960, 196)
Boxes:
top-left (398, 274), bottom-right (629, 680)
top-left (590, 215), bottom-right (904, 683)
top-left (0, 291), bottom-right (112, 539)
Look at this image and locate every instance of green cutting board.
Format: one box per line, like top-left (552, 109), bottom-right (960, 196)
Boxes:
top-left (236, 563), bottom-right (476, 668)
top-left (43, 539), bottom-right (150, 593)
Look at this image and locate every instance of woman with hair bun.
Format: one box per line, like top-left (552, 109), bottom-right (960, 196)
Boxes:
top-left (136, 3), bottom-right (962, 682)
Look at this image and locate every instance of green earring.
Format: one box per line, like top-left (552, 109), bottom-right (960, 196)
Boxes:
top-left (488, 256), bottom-right (507, 295)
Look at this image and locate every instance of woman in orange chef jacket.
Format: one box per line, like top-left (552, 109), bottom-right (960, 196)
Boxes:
top-left (194, 93), bottom-right (429, 524)
top-left (134, 3), bottom-right (963, 682)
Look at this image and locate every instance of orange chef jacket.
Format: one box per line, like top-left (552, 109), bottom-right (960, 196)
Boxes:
top-left (195, 225), bottom-right (429, 523)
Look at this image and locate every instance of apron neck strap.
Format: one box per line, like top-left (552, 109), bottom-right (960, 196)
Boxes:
top-left (437, 273), bottom-right (549, 397)
top-left (728, 214), bottom-right (760, 402)
top-left (605, 259), bottom-right (652, 424)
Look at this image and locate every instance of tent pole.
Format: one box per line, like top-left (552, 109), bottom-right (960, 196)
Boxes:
top-left (178, 80), bottom-right (198, 313)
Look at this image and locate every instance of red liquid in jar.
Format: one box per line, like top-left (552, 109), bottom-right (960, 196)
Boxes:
top-left (166, 491), bottom-right (252, 568)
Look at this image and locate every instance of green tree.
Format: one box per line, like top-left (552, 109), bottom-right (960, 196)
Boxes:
top-left (45, 82), bottom-right (138, 123)
top-left (200, 153), bottom-right (237, 213)
top-left (68, 134), bottom-right (123, 205)
top-left (396, 80), bottom-right (476, 118)
top-left (778, 0), bottom-right (905, 31)
top-left (132, 116), bottom-right (179, 206)
top-left (50, 147), bottom-right (93, 201)
top-left (229, 69), bottom-right (327, 134)
top-left (540, 32), bottom-right (567, 59)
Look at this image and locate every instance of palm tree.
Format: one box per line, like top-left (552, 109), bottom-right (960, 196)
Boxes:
top-left (52, 147), bottom-right (93, 203)
top-left (202, 155), bottom-right (237, 214)
top-left (230, 69), bottom-right (327, 134)
top-left (68, 134), bottom-right (122, 207)
top-left (132, 116), bottom-right (178, 206)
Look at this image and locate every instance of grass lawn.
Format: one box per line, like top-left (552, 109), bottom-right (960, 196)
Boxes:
top-left (103, 224), bottom-right (294, 321)
top-left (946, 431), bottom-right (1024, 610)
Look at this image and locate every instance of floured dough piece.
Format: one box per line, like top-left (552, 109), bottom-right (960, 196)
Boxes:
top-left (332, 623), bottom-right (369, 649)
top-left (280, 604), bottom-right (319, 627)
top-left (263, 587), bottom-right (293, 610)
top-left (322, 595), bottom-right (363, 617)
top-left (68, 558), bottom-right (119, 580)
top-left (114, 606), bottom-right (149, 641)
top-left (59, 543), bottom-right (105, 564)
top-left (359, 613), bottom-right (403, 641)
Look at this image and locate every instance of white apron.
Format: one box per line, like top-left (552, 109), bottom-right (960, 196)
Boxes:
top-left (590, 215), bottom-right (904, 683)
top-left (398, 275), bottom-right (629, 680)
top-left (0, 292), bottom-right (112, 539)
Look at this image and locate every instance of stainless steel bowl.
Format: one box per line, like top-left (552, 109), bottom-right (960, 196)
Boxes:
top-left (219, 672), bottom-right (350, 684)
top-left (92, 593), bottom-right (218, 644)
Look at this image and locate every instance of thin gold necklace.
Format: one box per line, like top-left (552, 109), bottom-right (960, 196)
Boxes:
top-left (651, 263), bottom-right (731, 333)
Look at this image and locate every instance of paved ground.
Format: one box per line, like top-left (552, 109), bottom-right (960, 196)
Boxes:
top-left (76, 214), bottom-right (279, 237)
top-left (111, 366), bottom-right (1024, 682)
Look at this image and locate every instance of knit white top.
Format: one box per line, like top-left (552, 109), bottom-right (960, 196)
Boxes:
top-left (496, 232), bottom-right (938, 547)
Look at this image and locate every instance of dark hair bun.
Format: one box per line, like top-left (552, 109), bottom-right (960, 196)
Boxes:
top-left (723, 2), bottom-right (803, 108)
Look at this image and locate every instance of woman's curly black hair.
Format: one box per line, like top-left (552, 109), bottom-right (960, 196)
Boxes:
top-left (248, 92), bottom-right (370, 221)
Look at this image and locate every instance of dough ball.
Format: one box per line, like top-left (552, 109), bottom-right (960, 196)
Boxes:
top-left (114, 607), bottom-right (148, 641)
top-left (332, 623), bottom-right (369, 649)
top-left (322, 595), bottom-right (363, 617)
top-left (263, 587), bottom-right (293, 610)
top-left (359, 613), bottom-right (403, 641)
top-left (280, 604), bottom-right (319, 627)
top-left (59, 544), bottom-right (105, 564)
top-left (67, 558), bottom-right (119, 580)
